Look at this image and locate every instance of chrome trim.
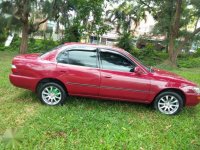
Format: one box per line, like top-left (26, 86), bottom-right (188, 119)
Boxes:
top-left (67, 82), bottom-right (98, 88)
top-left (100, 85), bottom-right (149, 93)
top-left (67, 82), bottom-right (149, 93)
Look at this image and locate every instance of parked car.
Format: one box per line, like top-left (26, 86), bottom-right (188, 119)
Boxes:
top-left (9, 43), bottom-right (200, 115)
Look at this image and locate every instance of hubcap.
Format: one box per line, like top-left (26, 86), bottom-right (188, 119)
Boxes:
top-left (42, 86), bottom-right (62, 105)
top-left (158, 95), bottom-right (179, 115)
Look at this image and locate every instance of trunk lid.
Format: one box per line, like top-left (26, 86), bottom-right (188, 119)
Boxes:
top-left (14, 53), bottom-right (40, 60)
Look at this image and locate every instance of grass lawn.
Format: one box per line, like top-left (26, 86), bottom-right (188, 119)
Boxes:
top-left (0, 51), bottom-right (200, 149)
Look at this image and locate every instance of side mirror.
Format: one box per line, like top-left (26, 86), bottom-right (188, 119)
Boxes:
top-left (134, 66), bottom-right (144, 75)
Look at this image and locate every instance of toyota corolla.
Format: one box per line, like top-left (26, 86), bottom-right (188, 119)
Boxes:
top-left (9, 43), bottom-right (200, 115)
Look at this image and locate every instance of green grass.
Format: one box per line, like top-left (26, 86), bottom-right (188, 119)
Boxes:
top-left (0, 51), bottom-right (200, 149)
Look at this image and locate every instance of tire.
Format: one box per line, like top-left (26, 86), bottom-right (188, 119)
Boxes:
top-left (38, 82), bottom-right (67, 106)
top-left (154, 91), bottom-right (184, 115)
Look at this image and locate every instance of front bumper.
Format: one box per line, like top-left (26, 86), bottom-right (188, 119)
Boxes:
top-left (185, 93), bottom-right (200, 106)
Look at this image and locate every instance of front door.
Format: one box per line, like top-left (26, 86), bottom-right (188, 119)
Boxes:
top-left (99, 49), bottom-right (151, 102)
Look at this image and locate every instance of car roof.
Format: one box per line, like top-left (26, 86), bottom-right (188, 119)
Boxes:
top-left (64, 42), bottom-right (126, 53)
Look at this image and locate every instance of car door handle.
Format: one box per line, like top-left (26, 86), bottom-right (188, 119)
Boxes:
top-left (60, 70), bottom-right (66, 73)
top-left (104, 75), bottom-right (112, 78)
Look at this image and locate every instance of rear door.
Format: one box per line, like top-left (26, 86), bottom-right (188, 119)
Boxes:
top-left (99, 49), bottom-right (151, 102)
top-left (57, 47), bottom-right (100, 96)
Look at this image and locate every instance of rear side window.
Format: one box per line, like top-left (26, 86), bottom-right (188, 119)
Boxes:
top-left (57, 51), bottom-right (69, 64)
top-left (68, 50), bottom-right (97, 68)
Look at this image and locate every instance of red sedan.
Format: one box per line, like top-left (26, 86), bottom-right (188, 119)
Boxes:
top-left (9, 43), bottom-right (200, 115)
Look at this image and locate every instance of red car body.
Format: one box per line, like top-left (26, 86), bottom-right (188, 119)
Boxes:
top-left (9, 43), bottom-right (200, 107)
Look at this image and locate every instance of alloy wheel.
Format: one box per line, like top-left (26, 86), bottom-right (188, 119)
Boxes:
top-left (41, 85), bottom-right (62, 105)
top-left (157, 95), bottom-right (180, 115)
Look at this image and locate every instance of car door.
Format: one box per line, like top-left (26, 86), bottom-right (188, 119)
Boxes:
top-left (99, 49), bottom-right (151, 102)
top-left (56, 47), bottom-right (100, 96)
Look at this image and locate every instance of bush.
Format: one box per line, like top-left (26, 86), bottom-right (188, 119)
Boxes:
top-left (116, 32), bottom-right (134, 53)
top-left (9, 37), bottom-right (21, 51)
top-left (194, 48), bottom-right (200, 57)
top-left (178, 57), bottom-right (200, 68)
top-left (130, 45), bottom-right (168, 66)
top-left (0, 37), bottom-right (59, 53)
top-left (28, 39), bottom-right (58, 53)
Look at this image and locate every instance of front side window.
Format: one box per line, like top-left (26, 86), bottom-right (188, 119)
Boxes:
top-left (100, 51), bottom-right (135, 72)
top-left (68, 50), bottom-right (97, 68)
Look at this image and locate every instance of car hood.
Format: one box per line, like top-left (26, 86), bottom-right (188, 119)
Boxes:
top-left (152, 68), bottom-right (196, 86)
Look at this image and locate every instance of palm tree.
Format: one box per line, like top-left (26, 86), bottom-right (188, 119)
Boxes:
top-left (106, 1), bottom-right (147, 51)
top-left (106, 1), bottom-right (147, 34)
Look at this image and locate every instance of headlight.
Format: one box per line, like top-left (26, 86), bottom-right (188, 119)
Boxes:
top-left (193, 87), bottom-right (200, 94)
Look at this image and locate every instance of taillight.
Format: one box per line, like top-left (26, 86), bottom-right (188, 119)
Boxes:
top-left (11, 64), bottom-right (18, 74)
top-left (11, 64), bottom-right (17, 69)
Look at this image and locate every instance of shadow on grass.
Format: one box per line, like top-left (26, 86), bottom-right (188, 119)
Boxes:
top-left (12, 91), bottom-right (198, 117)
top-left (65, 96), bottom-right (154, 114)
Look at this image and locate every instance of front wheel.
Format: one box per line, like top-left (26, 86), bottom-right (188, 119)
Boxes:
top-left (38, 82), bottom-right (67, 106)
top-left (154, 91), bottom-right (184, 115)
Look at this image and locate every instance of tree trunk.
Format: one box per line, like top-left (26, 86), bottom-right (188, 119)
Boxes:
top-left (168, 34), bottom-right (177, 67)
top-left (20, 21), bottom-right (29, 54)
top-left (167, 0), bottom-right (182, 67)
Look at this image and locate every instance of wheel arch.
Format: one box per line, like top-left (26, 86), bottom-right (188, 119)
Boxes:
top-left (152, 88), bottom-right (186, 106)
top-left (36, 78), bottom-right (68, 94)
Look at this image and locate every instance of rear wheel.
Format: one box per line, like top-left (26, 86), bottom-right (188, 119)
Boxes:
top-left (154, 91), bottom-right (184, 115)
top-left (38, 82), bottom-right (67, 106)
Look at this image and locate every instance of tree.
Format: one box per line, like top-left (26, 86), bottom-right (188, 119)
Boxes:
top-left (0, 0), bottom-right (55, 54)
top-left (141, 0), bottom-right (200, 66)
top-left (53, 0), bottom-right (110, 43)
top-left (106, 1), bottom-right (146, 34)
top-left (106, 1), bottom-right (147, 51)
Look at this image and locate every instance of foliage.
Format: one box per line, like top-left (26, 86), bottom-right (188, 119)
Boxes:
top-left (142, 0), bottom-right (200, 66)
top-left (0, 0), bottom-right (56, 53)
top-left (131, 45), bottom-right (168, 66)
top-left (55, 0), bottom-right (109, 42)
top-left (194, 48), bottom-right (200, 57)
top-left (0, 0), bottom-right (55, 32)
top-left (0, 43), bottom-right (5, 51)
top-left (0, 17), bottom-right (8, 43)
top-left (0, 14), bottom-right (19, 43)
top-left (178, 57), bottom-right (200, 68)
top-left (116, 32), bottom-right (134, 53)
top-left (28, 39), bottom-right (58, 53)
top-left (106, 1), bottom-right (147, 34)
top-left (62, 24), bottom-right (81, 42)
top-left (0, 37), bottom-right (21, 52)
top-left (2, 37), bottom-right (200, 69)
top-left (0, 51), bottom-right (200, 149)
top-left (112, 1), bottom-right (148, 57)
top-left (0, 38), bottom-right (58, 53)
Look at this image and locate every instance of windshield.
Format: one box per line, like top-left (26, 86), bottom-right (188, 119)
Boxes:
top-left (130, 54), bottom-right (154, 72)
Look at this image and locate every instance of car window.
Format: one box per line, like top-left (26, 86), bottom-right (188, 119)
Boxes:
top-left (68, 50), bottom-right (97, 68)
top-left (100, 51), bottom-right (135, 72)
top-left (57, 51), bottom-right (69, 64)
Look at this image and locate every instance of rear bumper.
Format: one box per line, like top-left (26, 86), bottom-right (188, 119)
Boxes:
top-left (185, 93), bottom-right (200, 106)
top-left (9, 74), bottom-right (40, 92)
